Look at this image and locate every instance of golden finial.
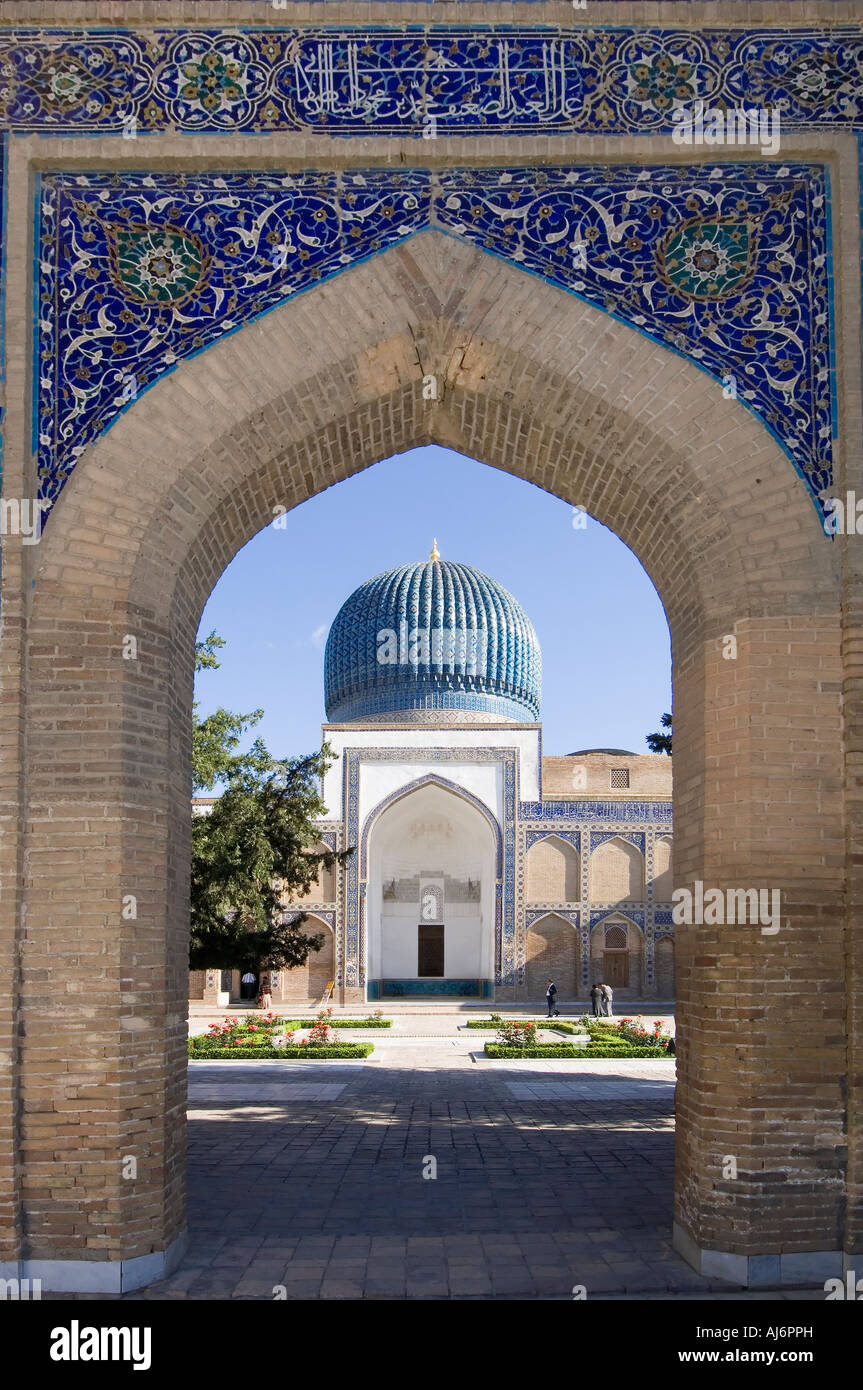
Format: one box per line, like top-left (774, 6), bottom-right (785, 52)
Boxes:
top-left (429, 538), bottom-right (440, 561)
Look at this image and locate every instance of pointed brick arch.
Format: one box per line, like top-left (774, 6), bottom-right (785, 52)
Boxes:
top-left (5, 228), bottom-right (848, 1289)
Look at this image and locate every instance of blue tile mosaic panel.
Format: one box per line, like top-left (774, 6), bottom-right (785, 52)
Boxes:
top-left (590, 908), bottom-right (646, 929)
top-left (521, 800), bottom-right (673, 824)
top-left (36, 169), bottom-right (429, 504)
top-left (36, 162), bottom-right (832, 519)
top-left (590, 831), bottom-right (645, 851)
top-left (1, 27), bottom-right (862, 136)
top-left (377, 979), bottom-right (488, 997)
top-left (434, 164), bottom-right (832, 511)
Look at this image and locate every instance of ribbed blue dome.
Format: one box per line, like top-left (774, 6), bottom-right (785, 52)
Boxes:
top-left (324, 558), bottom-right (542, 723)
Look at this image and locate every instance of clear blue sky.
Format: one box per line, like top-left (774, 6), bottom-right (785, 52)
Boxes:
top-left (195, 446), bottom-right (671, 758)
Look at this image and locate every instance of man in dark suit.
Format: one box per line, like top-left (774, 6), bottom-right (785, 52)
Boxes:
top-left (546, 979), bottom-right (560, 1018)
top-left (590, 982), bottom-right (602, 1017)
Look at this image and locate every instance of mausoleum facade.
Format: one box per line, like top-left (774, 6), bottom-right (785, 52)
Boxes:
top-left (192, 549), bottom-right (673, 1008)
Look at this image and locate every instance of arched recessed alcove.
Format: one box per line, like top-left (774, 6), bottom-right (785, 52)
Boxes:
top-left (365, 780), bottom-right (497, 995)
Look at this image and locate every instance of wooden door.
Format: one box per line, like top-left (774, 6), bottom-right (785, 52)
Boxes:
top-left (418, 924), bottom-right (445, 977)
top-left (603, 951), bottom-right (629, 987)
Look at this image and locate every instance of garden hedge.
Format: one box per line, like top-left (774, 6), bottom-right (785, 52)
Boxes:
top-left (465, 1017), bottom-right (582, 1030)
top-left (484, 1041), bottom-right (672, 1059)
top-left (585, 1044), bottom-right (673, 1058)
top-left (283, 1018), bottom-right (392, 1028)
top-left (484, 1043), bottom-right (593, 1059)
top-left (188, 1043), bottom-right (374, 1059)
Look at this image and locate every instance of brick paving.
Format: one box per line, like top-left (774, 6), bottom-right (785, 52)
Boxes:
top-left (119, 1020), bottom-right (773, 1301)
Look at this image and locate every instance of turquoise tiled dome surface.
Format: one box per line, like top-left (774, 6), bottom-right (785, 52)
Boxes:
top-left (324, 558), bottom-right (542, 723)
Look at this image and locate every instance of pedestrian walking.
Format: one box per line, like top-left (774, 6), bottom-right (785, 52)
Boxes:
top-left (601, 981), bottom-right (614, 1017)
top-left (546, 978), bottom-right (560, 1018)
top-left (590, 982), bottom-right (602, 1017)
top-left (241, 970), bottom-right (256, 1001)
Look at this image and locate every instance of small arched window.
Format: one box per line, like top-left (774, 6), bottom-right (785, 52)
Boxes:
top-left (604, 924), bottom-right (627, 949)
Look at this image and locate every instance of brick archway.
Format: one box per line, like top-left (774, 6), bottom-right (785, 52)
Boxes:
top-left (5, 230), bottom-right (849, 1288)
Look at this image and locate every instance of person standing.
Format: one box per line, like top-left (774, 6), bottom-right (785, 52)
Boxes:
top-left (590, 982), bottom-right (602, 1017)
top-left (241, 970), bottom-right (256, 1001)
top-left (546, 979), bottom-right (559, 1018)
top-left (601, 982), bottom-right (614, 1018)
top-left (258, 974), bottom-right (272, 1011)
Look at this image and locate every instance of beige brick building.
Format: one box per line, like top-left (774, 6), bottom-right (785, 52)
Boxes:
top-left (0, 0), bottom-right (861, 1294)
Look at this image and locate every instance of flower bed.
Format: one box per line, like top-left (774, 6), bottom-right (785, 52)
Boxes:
top-left (583, 1016), bottom-right (675, 1056)
top-left (189, 1014), bottom-right (284, 1052)
top-left (482, 1014), bottom-right (675, 1060)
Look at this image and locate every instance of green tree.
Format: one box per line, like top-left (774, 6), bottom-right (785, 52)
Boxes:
top-left (193, 630), bottom-right (266, 791)
top-left (646, 712), bottom-right (672, 755)
top-left (190, 633), bottom-right (351, 971)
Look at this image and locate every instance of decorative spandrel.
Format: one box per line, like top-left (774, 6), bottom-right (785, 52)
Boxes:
top-left (37, 163), bottom-right (832, 523)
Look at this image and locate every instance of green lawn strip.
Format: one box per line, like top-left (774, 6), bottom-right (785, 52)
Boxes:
top-left (188, 1043), bottom-right (374, 1059)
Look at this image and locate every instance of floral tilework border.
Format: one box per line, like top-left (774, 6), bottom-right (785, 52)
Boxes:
top-left (2, 27), bottom-right (862, 137)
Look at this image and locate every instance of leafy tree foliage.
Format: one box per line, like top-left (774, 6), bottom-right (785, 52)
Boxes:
top-left (190, 633), bottom-right (351, 970)
top-left (646, 711), bottom-right (672, 755)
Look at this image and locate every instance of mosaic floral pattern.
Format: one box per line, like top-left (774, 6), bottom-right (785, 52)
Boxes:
top-left (590, 831), bottom-right (646, 851)
top-left (36, 170), bottom-right (429, 503)
top-left (2, 27), bottom-right (862, 134)
top-left (434, 165), bottom-right (832, 512)
top-left (590, 908), bottom-right (646, 929)
top-left (37, 163), bottom-right (832, 518)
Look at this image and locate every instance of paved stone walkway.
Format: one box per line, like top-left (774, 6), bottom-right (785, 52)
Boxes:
top-left (104, 1012), bottom-right (827, 1301)
top-left (117, 1014), bottom-right (776, 1301)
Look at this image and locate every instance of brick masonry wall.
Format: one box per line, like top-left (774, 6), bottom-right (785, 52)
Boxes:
top-left (525, 838), bottom-right (580, 902)
top-left (542, 753), bottom-right (673, 798)
top-left (590, 840), bottom-right (644, 902)
top-left (525, 915), bottom-right (577, 1003)
top-left (0, 97), bottom-right (858, 1276)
